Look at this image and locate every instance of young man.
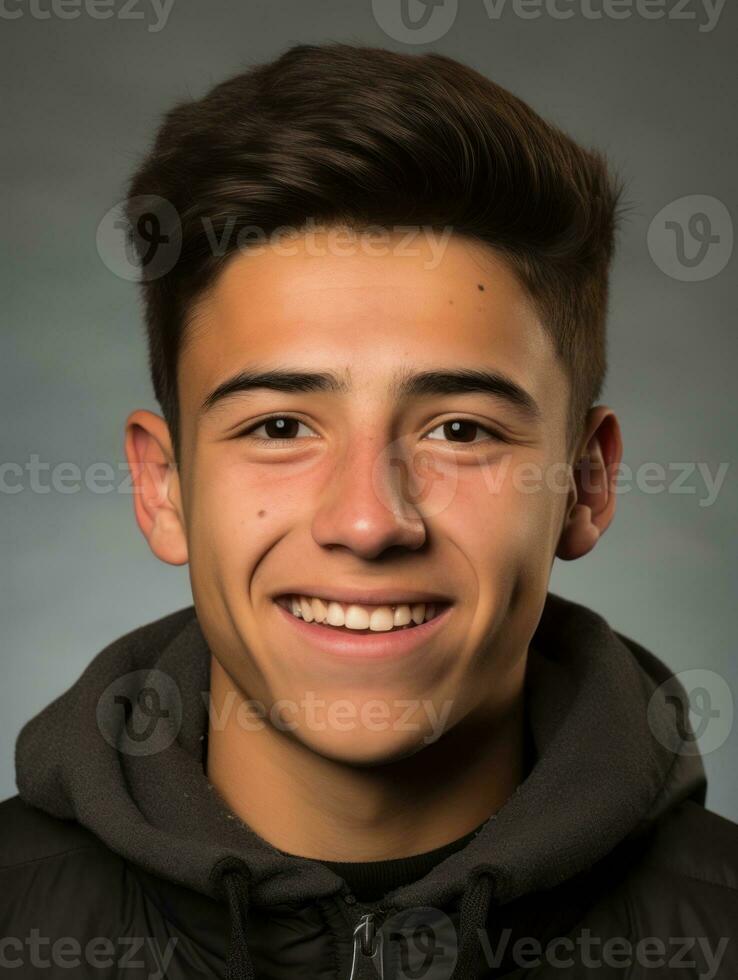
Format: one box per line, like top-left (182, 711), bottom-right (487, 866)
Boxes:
top-left (2, 42), bottom-right (736, 980)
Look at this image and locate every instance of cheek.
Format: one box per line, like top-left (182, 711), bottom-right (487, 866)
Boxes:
top-left (185, 455), bottom-right (319, 565)
top-left (440, 460), bottom-right (559, 573)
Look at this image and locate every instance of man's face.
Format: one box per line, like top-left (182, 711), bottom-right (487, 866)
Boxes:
top-left (174, 227), bottom-right (572, 764)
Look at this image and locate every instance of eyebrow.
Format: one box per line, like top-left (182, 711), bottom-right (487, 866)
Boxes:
top-left (199, 367), bottom-right (541, 422)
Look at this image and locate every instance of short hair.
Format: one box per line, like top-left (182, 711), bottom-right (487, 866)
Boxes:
top-left (125, 42), bottom-right (627, 465)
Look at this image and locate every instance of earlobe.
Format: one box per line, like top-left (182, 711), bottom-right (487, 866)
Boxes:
top-left (556, 503), bottom-right (601, 561)
top-left (555, 407), bottom-right (623, 563)
top-left (124, 409), bottom-right (189, 566)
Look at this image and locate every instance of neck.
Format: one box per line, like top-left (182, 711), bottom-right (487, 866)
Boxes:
top-left (205, 655), bottom-right (528, 861)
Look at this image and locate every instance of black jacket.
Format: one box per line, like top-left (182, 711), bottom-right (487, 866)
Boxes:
top-left (2, 592), bottom-right (737, 978)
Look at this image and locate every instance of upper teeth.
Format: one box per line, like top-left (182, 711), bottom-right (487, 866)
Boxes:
top-left (285, 595), bottom-right (438, 631)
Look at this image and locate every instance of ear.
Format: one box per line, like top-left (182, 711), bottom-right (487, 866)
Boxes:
top-left (556, 406), bottom-right (623, 562)
top-left (124, 409), bottom-right (189, 566)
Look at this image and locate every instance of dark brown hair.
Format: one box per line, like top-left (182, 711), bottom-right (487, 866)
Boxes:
top-left (125, 42), bottom-right (627, 464)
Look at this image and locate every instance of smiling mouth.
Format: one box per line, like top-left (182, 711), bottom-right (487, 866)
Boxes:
top-left (274, 594), bottom-right (451, 634)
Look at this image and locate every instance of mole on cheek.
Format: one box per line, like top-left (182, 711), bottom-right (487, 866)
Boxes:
top-left (257, 510), bottom-right (266, 518)
top-left (477, 283), bottom-right (485, 291)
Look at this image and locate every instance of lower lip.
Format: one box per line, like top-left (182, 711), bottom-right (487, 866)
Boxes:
top-left (273, 601), bottom-right (453, 662)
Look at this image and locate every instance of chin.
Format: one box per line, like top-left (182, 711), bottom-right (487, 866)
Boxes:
top-left (299, 728), bottom-right (436, 768)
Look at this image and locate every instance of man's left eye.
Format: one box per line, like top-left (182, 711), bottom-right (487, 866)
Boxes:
top-left (425, 420), bottom-right (501, 444)
top-left (246, 417), bottom-right (316, 439)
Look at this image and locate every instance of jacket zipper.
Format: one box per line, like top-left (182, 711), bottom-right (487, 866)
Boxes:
top-left (346, 910), bottom-right (385, 980)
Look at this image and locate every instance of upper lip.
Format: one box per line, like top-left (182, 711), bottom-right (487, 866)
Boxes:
top-left (272, 586), bottom-right (453, 607)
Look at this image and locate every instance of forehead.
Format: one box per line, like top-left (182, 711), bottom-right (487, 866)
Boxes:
top-left (178, 229), bottom-right (565, 414)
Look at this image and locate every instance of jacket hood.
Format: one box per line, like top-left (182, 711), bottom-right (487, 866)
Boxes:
top-left (14, 591), bottom-right (707, 972)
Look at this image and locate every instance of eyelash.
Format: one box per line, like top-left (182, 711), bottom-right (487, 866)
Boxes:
top-left (236, 415), bottom-right (506, 446)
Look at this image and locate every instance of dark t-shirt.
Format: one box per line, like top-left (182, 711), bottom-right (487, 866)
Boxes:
top-left (317, 819), bottom-right (487, 903)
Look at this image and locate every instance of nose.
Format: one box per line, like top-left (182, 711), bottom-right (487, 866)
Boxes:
top-left (311, 437), bottom-right (427, 560)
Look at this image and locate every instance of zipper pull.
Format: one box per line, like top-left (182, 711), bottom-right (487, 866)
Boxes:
top-left (347, 912), bottom-right (384, 980)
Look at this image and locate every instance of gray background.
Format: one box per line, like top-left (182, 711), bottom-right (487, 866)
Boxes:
top-left (2, 0), bottom-right (736, 819)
